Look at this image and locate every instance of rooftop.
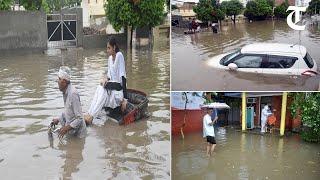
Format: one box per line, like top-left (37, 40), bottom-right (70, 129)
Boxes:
top-left (241, 43), bottom-right (307, 57)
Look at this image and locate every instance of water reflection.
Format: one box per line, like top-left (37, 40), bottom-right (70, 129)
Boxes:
top-left (240, 133), bottom-right (246, 153)
top-left (59, 138), bottom-right (85, 179)
top-left (172, 20), bottom-right (320, 90)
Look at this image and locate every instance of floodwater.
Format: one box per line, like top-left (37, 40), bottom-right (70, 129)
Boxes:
top-left (0, 39), bottom-right (170, 179)
top-left (172, 20), bottom-right (320, 91)
top-left (172, 127), bottom-right (320, 180)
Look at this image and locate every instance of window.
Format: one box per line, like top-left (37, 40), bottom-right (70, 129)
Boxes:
top-left (221, 49), bottom-right (241, 65)
top-left (262, 55), bottom-right (297, 68)
top-left (303, 52), bottom-right (314, 68)
top-left (232, 55), bottom-right (263, 68)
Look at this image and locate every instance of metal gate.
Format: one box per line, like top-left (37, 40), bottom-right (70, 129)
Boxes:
top-left (47, 14), bottom-right (77, 48)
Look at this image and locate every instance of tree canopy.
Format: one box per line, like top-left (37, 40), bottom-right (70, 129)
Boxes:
top-left (290, 92), bottom-right (320, 143)
top-left (307, 0), bottom-right (320, 15)
top-left (244, 0), bottom-right (272, 21)
top-left (221, 0), bottom-right (243, 24)
top-left (274, 1), bottom-right (289, 18)
top-left (0, 0), bottom-right (13, 10)
top-left (105, 0), bottom-right (165, 32)
top-left (193, 0), bottom-right (225, 23)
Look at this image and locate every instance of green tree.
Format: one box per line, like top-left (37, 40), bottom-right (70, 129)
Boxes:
top-left (45, 0), bottom-right (63, 11)
top-left (244, 0), bottom-right (257, 20)
top-left (203, 92), bottom-right (217, 104)
top-left (215, 8), bottom-right (225, 25)
top-left (211, 0), bottom-right (218, 7)
top-left (105, 0), bottom-right (165, 47)
top-left (290, 92), bottom-right (320, 143)
top-left (307, 0), bottom-right (320, 15)
top-left (0, 0), bottom-right (13, 10)
top-left (274, 1), bottom-right (289, 18)
top-left (41, 0), bottom-right (50, 13)
top-left (193, 0), bottom-right (215, 23)
top-left (20, 0), bottom-right (42, 10)
top-left (221, 0), bottom-right (243, 24)
top-left (267, 0), bottom-right (275, 8)
top-left (244, 0), bottom-right (272, 21)
top-left (193, 0), bottom-right (225, 24)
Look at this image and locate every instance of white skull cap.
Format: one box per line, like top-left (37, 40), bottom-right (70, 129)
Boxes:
top-left (58, 66), bottom-right (71, 81)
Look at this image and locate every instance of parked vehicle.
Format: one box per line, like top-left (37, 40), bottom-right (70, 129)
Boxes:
top-left (207, 43), bottom-right (318, 76)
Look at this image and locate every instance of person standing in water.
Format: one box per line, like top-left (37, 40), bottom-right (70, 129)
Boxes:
top-left (261, 105), bottom-right (273, 133)
top-left (51, 66), bottom-right (87, 139)
top-left (203, 107), bottom-right (217, 157)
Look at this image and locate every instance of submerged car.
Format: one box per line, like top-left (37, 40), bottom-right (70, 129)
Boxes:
top-left (207, 43), bottom-right (318, 76)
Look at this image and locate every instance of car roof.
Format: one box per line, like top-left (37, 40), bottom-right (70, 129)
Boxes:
top-left (241, 43), bottom-right (307, 57)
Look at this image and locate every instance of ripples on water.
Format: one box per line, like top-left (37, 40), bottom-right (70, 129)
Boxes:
top-left (172, 127), bottom-right (320, 180)
top-left (0, 39), bottom-right (170, 179)
top-left (172, 20), bottom-right (320, 91)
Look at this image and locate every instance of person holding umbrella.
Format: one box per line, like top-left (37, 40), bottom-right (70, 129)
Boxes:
top-left (203, 107), bottom-right (217, 157)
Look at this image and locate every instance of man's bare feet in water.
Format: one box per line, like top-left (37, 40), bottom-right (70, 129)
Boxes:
top-left (84, 114), bottom-right (93, 125)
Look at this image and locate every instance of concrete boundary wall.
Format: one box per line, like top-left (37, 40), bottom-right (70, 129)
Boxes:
top-left (0, 9), bottom-right (127, 51)
top-left (0, 11), bottom-right (47, 51)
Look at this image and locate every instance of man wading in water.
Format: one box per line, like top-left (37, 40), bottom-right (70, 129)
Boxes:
top-left (203, 107), bottom-right (217, 157)
top-left (50, 66), bottom-right (87, 139)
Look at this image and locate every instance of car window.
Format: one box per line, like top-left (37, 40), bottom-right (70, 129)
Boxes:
top-left (303, 52), bottom-right (314, 68)
top-left (233, 55), bottom-right (263, 68)
top-left (264, 55), bottom-right (297, 68)
top-left (222, 49), bottom-right (241, 65)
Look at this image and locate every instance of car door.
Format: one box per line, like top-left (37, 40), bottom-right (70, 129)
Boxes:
top-left (262, 55), bottom-right (299, 75)
top-left (231, 54), bottom-right (265, 74)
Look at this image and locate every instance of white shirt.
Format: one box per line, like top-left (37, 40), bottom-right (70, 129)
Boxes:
top-left (203, 114), bottom-right (215, 137)
top-left (107, 52), bottom-right (126, 85)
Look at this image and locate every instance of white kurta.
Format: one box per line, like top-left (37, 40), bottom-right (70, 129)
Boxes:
top-left (88, 52), bottom-right (126, 118)
top-left (107, 52), bottom-right (126, 85)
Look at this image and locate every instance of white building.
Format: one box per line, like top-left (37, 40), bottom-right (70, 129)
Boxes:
top-left (172, 0), bottom-right (199, 19)
top-left (81, 0), bottom-right (122, 34)
top-left (81, 0), bottom-right (105, 27)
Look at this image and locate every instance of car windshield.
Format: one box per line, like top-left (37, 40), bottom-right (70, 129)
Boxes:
top-left (303, 52), bottom-right (314, 68)
top-left (221, 49), bottom-right (241, 65)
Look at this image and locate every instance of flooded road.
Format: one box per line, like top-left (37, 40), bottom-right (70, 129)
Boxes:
top-left (172, 20), bottom-right (320, 91)
top-left (172, 127), bottom-right (320, 180)
top-left (0, 40), bottom-right (170, 179)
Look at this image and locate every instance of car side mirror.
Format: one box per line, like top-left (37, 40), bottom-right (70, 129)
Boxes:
top-left (228, 63), bottom-right (238, 70)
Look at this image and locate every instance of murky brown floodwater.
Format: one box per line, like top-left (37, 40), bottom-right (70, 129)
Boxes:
top-left (172, 127), bottom-right (320, 180)
top-left (0, 39), bottom-right (170, 179)
top-left (172, 20), bottom-right (320, 91)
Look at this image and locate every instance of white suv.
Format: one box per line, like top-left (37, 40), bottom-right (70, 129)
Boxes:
top-left (207, 43), bottom-right (318, 76)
